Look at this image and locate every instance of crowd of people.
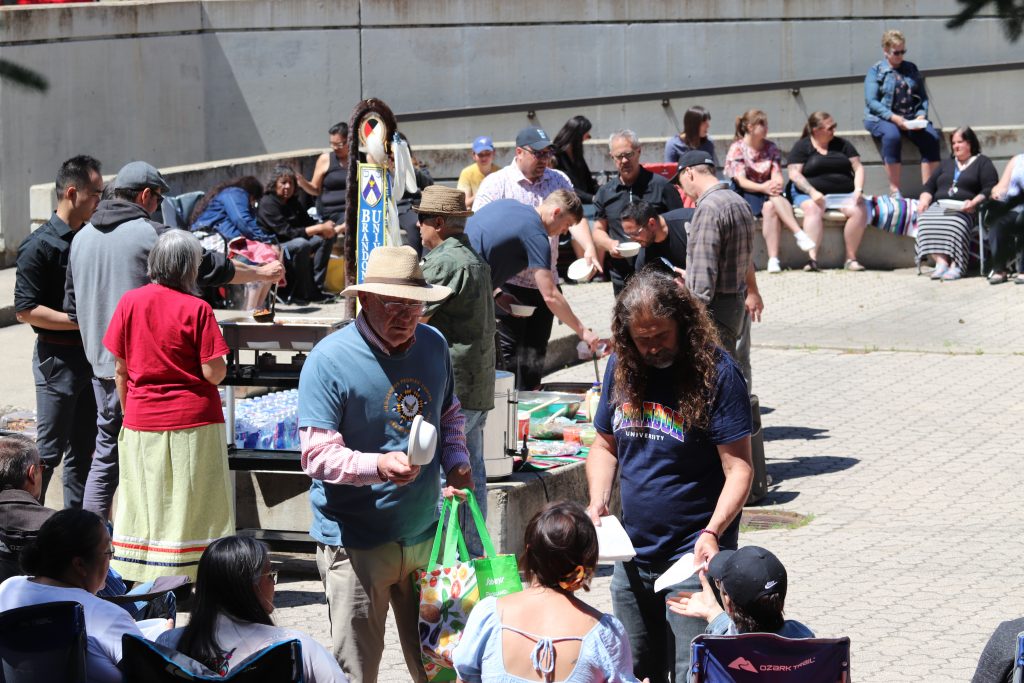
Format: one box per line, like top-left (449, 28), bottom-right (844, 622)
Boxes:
top-left (4, 24), bottom-right (1024, 683)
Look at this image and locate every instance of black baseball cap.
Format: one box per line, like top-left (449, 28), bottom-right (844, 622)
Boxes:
top-left (707, 546), bottom-right (788, 610)
top-left (516, 127), bottom-right (553, 151)
top-left (675, 149), bottom-right (716, 175)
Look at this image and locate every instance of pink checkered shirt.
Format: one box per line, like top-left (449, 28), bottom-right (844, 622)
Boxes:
top-left (472, 163), bottom-right (573, 288)
top-left (299, 313), bottom-right (469, 485)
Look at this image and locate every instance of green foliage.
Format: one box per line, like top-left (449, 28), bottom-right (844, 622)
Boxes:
top-left (947, 0), bottom-right (1024, 42)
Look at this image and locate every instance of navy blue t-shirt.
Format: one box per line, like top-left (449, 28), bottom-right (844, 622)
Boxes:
top-left (593, 351), bottom-right (752, 566)
top-left (465, 199), bottom-right (551, 289)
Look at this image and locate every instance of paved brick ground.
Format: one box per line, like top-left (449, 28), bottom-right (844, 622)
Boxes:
top-left (2, 266), bottom-right (1023, 680)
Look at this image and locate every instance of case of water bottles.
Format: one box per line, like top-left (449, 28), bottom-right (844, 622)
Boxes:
top-left (227, 389), bottom-right (300, 451)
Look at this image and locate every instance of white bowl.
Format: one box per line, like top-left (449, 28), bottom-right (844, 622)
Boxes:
top-left (617, 242), bottom-right (641, 258)
top-left (509, 304), bottom-right (537, 317)
top-left (567, 258), bottom-right (597, 282)
top-left (407, 414), bottom-right (437, 466)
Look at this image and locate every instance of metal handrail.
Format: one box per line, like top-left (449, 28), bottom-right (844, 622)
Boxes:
top-left (397, 60), bottom-right (1024, 123)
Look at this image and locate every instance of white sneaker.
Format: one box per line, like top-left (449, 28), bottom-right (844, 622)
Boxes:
top-left (767, 257), bottom-right (782, 273)
top-left (795, 230), bottom-right (816, 252)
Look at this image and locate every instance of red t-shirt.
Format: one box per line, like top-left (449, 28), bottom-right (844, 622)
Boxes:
top-left (103, 283), bottom-right (229, 431)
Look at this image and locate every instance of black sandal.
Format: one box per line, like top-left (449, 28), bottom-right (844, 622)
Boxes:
top-left (803, 259), bottom-right (819, 272)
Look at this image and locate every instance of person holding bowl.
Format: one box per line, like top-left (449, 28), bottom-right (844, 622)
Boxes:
top-left (863, 29), bottom-right (941, 197)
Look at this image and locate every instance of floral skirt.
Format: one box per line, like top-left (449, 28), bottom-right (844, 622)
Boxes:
top-left (111, 423), bottom-right (234, 583)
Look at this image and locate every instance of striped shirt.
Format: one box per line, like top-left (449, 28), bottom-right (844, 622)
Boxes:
top-left (473, 163), bottom-right (573, 288)
top-left (299, 313), bottom-right (469, 486)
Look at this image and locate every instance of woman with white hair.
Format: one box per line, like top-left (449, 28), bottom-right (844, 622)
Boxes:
top-left (102, 229), bottom-right (234, 583)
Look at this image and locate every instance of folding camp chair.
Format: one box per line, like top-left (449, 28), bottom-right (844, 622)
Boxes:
top-left (0, 601), bottom-right (87, 683)
top-left (120, 634), bottom-right (303, 682)
top-left (689, 632), bottom-right (851, 683)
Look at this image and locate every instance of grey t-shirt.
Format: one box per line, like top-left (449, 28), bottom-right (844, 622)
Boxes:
top-left (465, 199), bottom-right (550, 290)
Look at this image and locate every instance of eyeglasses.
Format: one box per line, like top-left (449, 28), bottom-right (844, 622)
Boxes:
top-left (819, 124), bottom-right (838, 132)
top-left (612, 150), bottom-right (639, 162)
top-left (383, 300), bottom-right (427, 318)
top-left (254, 570), bottom-right (279, 585)
top-left (622, 222), bottom-right (649, 237)
top-left (890, 49), bottom-right (907, 56)
top-left (149, 189), bottom-right (164, 204)
top-left (101, 547), bottom-right (115, 558)
top-left (330, 143), bottom-right (346, 150)
top-left (523, 147), bottom-right (554, 160)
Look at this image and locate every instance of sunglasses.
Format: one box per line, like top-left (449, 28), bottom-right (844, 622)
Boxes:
top-left (819, 124), bottom-right (838, 132)
top-left (523, 147), bottom-right (554, 160)
top-left (612, 150), bottom-right (639, 162)
top-left (890, 49), bottom-right (907, 56)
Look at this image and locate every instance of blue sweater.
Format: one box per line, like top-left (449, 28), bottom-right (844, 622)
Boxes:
top-left (194, 187), bottom-right (276, 243)
top-left (298, 322), bottom-right (456, 549)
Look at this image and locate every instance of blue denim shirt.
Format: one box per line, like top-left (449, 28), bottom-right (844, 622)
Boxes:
top-left (194, 187), bottom-right (277, 243)
top-left (864, 59), bottom-right (929, 122)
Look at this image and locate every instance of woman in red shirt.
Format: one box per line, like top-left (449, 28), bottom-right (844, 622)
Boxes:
top-left (103, 229), bottom-right (234, 582)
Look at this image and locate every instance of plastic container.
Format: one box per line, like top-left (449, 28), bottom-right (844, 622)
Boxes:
top-left (583, 382), bottom-right (602, 422)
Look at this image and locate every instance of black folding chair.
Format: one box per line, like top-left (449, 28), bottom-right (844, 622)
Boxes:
top-left (0, 601), bottom-right (87, 683)
top-left (120, 633), bottom-right (303, 682)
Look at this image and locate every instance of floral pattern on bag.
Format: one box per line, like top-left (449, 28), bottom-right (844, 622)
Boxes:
top-left (415, 560), bottom-right (480, 681)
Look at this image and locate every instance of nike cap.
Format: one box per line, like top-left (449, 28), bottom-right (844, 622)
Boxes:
top-left (708, 545), bottom-right (788, 610)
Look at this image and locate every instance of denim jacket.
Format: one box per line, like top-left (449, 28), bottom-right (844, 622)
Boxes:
top-left (864, 59), bottom-right (929, 122)
top-left (193, 186), bottom-right (277, 243)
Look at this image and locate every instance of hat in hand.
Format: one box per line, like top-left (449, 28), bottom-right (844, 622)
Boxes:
top-left (341, 245), bottom-right (452, 303)
top-left (412, 186), bottom-right (473, 217)
top-left (707, 546), bottom-right (788, 611)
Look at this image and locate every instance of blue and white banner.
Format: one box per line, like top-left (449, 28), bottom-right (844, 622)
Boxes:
top-left (357, 163), bottom-right (389, 283)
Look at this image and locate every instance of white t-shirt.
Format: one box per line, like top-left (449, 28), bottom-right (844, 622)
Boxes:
top-left (0, 575), bottom-right (142, 683)
top-left (157, 613), bottom-right (347, 682)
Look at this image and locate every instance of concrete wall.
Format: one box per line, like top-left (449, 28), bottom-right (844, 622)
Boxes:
top-left (3, 0), bottom-right (1021, 263)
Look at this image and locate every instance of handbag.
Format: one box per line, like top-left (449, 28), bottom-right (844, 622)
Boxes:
top-left (414, 490), bottom-right (522, 682)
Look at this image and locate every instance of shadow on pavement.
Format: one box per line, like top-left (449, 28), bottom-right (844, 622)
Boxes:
top-left (763, 426), bottom-right (830, 442)
top-left (766, 455), bottom-right (859, 483)
top-left (274, 589), bottom-right (327, 609)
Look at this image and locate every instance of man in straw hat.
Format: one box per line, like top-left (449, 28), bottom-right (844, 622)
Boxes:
top-left (416, 185), bottom-right (495, 558)
top-left (298, 245), bottom-right (472, 682)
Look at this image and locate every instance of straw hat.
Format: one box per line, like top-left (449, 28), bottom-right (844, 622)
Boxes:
top-left (341, 246), bottom-right (452, 302)
top-left (411, 186), bottom-right (473, 217)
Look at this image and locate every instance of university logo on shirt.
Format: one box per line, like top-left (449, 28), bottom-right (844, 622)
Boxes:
top-left (612, 401), bottom-right (686, 443)
top-left (384, 378), bottom-right (433, 432)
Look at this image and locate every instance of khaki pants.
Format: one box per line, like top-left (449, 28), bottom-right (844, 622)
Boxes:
top-left (316, 539), bottom-right (433, 683)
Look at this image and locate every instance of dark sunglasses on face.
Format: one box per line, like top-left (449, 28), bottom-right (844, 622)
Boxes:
top-left (890, 49), bottom-right (907, 56)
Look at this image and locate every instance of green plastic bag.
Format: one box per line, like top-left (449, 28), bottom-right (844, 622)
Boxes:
top-left (459, 489), bottom-right (522, 599)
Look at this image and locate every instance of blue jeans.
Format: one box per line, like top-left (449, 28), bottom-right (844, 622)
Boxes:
top-left (864, 117), bottom-right (941, 164)
top-left (612, 559), bottom-right (706, 683)
top-left (440, 408), bottom-right (489, 558)
top-left (83, 377), bottom-right (122, 520)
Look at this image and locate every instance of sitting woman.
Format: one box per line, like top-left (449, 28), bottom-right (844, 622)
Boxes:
top-left (190, 175), bottom-right (282, 311)
top-left (665, 105), bottom-right (717, 167)
top-left (157, 536), bottom-right (347, 681)
top-left (863, 29), bottom-right (941, 197)
top-left (725, 109), bottom-right (815, 273)
top-left (985, 151), bottom-right (1024, 284)
top-left (0, 508), bottom-right (144, 683)
top-left (103, 230), bottom-right (234, 583)
top-left (667, 546), bottom-right (813, 638)
top-left (916, 126), bottom-right (999, 281)
top-left (786, 111), bottom-right (870, 272)
top-left (452, 501), bottom-right (639, 683)
top-left (257, 165), bottom-right (339, 304)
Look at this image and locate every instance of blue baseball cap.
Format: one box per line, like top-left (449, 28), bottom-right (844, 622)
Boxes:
top-left (472, 136), bottom-right (494, 154)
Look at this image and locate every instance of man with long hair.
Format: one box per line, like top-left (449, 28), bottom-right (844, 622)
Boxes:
top-left (586, 267), bottom-right (753, 683)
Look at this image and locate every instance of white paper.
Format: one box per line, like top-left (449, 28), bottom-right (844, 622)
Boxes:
top-left (937, 199), bottom-right (966, 214)
top-left (903, 119), bottom-right (928, 130)
top-left (653, 552), bottom-right (703, 593)
top-left (596, 516), bottom-right (636, 563)
top-left (824, 193), bottom-right (856, 210)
